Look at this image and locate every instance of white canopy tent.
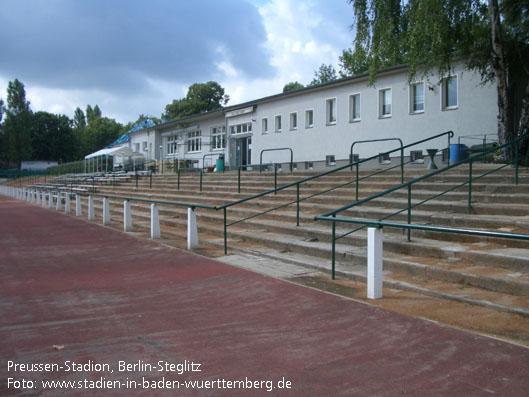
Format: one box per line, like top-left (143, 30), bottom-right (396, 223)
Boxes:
top-left (84, 145), bottom-right (144, 173)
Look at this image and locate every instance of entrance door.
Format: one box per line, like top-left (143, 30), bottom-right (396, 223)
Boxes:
top-left (236, 137), bottom-right (252, 169)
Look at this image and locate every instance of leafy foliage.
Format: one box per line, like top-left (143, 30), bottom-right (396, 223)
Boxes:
top-left (164, 81), bottom-right (229, 120)
top-left (309, 64), bottom-right (339, 86)
top-left (283, 81), bottom-right (305, 92)
top-left (31, 111), bottom-right (76, 162)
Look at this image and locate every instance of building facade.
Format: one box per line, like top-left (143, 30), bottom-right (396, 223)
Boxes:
top-left (126, 63), bottom-right (497, 171)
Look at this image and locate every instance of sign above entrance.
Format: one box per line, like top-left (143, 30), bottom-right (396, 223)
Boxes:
top-left (225, 106), bottom-right (254, 118)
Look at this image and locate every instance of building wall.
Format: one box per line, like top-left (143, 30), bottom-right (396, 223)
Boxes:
top-left (129, 129), bottom-right (160, 161)
top-left (252, 64), bottom-right (496, 166)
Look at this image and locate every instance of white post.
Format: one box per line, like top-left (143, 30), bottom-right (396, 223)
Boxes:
top-left (102, 197), bottom-right (110, 225)
top-left (150, 203), bottom-right (160, 238)
top-left (124, 200), bottom-right (132, 232)
top-left (36, 191), bottom-right (41, 205)
top-left (367, 227), bottom-right (383, 299)
top-left (88, 196), bottom-right (94, 220)
top-left (65, 193), bottom-right (71, 213)
top-left (187, 207), bottom-right (198, 249)
top-left (76, 194), bottom-right (82, 216)
top-left (42, 192), bottom-right (47, 207)
top-left (56, 193), bottom-right (62, 211)
top-left (48, 193), bottom-right (53, 208)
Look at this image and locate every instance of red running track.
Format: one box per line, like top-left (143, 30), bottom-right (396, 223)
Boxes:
top-left (0, 195), bottom-right (528, 396)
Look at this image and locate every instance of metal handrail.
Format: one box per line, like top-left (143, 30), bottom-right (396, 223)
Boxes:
top-left (350, 137), bottom-right (404, 177)
top-left (260, 147), bottom-right (293, 172)
top-left (202, 153), bottom-right (224, 172)
top-left (238, 163), bottom-right (277, 194)
top-left (315, 133), bottom-right (529, 279)
top-left (217, 131), bottom-right (454, 254)
top-left (78, 192), bottom-right (217, 210)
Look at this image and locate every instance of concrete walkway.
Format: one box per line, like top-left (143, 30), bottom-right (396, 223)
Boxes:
top-left (1, 195), bottom-right (528, 396)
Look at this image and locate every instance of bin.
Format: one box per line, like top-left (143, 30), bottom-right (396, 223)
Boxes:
top-left (216, 156), bottom-right (225, 172)
top-left (449, 144), bottom-right (468, 163)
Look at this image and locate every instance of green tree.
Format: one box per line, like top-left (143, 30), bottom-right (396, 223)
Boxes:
top-left (3, 79), bottom-right (33, 169)
top-left (309, 64), bottom-right (339, 86)
top-left (341, 0), bottom-right (529, 156)
top-left (164, 81), bottom-right (229, 120)
top-left (31, 111), bottom-right (76, 162)
top-left (283, 81), bottom-right (305, 93)
top-left (86, 104), bottom-right (102, 124)
top-left (73, 107), bottom-right (86, 131)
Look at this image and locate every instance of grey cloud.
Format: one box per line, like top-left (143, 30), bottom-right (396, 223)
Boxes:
top-left (0, 0), bottom-right (273, 93)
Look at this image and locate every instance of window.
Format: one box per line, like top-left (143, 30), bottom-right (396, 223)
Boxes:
top-left (442, 76), bottom-right (458, 109)
top-left (305, 161), bottom-right (313, 170)
top-left (166, 135), bottom-right (178, 155)
top-left (290, 112), bottom-right (297, 130)
top-left (143, 141), bottom-right (148, 151)
top-left (379, 89), bottom-right (392, 117)
top-left (349, 94), bottom-right (361, 122)
top-left (326, 155), bottom-right (336, 166)
top-left (350, 154), bottom-right (359, 163)
top-left (442, 147), bottom-right (450, 163)
top-left (410, 150), bottom-right (424, 163)
top-left (378, 152), bottom-right (390, 164)
top-left (305, 110), bottom-right (314, 128)
top-left (275, 115), bottom-right (282, 132)
top-left (134, 143), bottom-right (140, 152)
top-left (262, 118), bottom-right (268, 134)
top-left (230, 122), bottom-right (252, 135)
top-left (326, 98), bottom-right (337, 124)
top-left (187, 130), bottom-right (201, 152)
top-left (410, 83), bottom-right (424, 113)
top-left (211, 126), bottom-right (226, 150)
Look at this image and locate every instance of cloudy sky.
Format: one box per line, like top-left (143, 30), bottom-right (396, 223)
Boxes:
top-left (0, 0), bottom-right (354, 124)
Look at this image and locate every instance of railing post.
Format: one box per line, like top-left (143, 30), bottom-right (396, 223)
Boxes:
top-left (36, 190), bottom-right (41, 205)
top-left (150, 171), bottom-right (152, 189)
top-left (65, 194), bottom-right (71, 213)
top-left (187, 207), bottom-right (198, 249)
top-left (42, 192), bottom-right (47, 207)
top-left (407, 184), bottom-right (412, 242)
top-left (296, 183), bottom-right (300, 226)
top-left (355, 163), bottom-right (359, 201)
top-left (367, 227), bottom-right (383, 299)
top-left (274, 164), bottom-right (277, 195)
top-left (331, 215), bottom-right (336, 280)
top-left (135, 171), bottom-right (138, 188)
top-left (468, 160), bottom-right (473, 214)
top-left (124, 200), bottom-right (132, 232)
top-left (56, 193), bottom-right (62, 211)
top-left (150, 203), bottom-right (160, 238)
top-left (102, 197), bottom-right (110, 225)
top-left (48, 193), bottom-right (53, 209)
top-left (200, 169), bottom-right (203, 192)
top-left (400, 146), bottom-right (404, 184)
top-left (223, 207), bottom-right (228, 255)
top-left (76, 194), bottom-right (82, 216)
top-left (88, 195), bottom-right (94, 220)
top-left (177, 170), bottom-right (181, 190)
top-left (238, 167), bottom-right (241, 194)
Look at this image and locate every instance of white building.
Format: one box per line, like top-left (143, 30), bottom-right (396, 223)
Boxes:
top-left (127, 63), bottom-right (497, 171)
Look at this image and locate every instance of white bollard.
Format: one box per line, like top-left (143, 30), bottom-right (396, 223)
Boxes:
top-left (30, 190), bottom-right (34, 204)
top-left (56, 193), bottom-right (62, 211)
top-left (150, 203), bottom-right (160, 238)
top-left (367, 227), bottom-right (383, 299)
top-left (36, 191), bottom-right (41, 205)
top-left (123, 200), bottom-right (132, 232)
top-left (42, 192), bottom-right (47, 207)
top-left (76, 195), bottom-right (82, 216)
top-left (102, 197), bottom-right (110, 225)
top-left (88, 196), bottom-right (94, 220)
top-left (65, 194), bottom-right (71, 213)
top-left (48, 193), bottom-right (53, 208)
top-left (187, 207), bottom-right (198, 249)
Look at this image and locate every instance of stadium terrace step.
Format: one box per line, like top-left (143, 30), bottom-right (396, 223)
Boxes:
top-left (10, 163), bottom-right (529, 317)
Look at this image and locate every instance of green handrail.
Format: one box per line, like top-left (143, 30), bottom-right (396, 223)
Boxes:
top-left (238, 163), bottom-right (277, 194)
top-left (79, 192), bottom-right (217, 210)
top-left (315, 133), bottom-right (529, 279)
top-left (218, 131), bottom-right (454, 254)
top-left (202, 153), bottom-right (224, 172)
top-left (260, 147), bottom-right (293, 172)
top-left (350, 137), bottom-right (404, 200)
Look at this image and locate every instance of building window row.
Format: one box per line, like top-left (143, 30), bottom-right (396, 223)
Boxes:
top-left (260, 76), bottom-right (457, 133)
top-left (167, 135), bottom-right (178, 155)
top-left (230, 122), bottom-right (252, 135)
